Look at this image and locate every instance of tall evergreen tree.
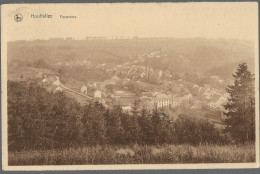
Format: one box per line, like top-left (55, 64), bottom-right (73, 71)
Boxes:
top-left (223, 62), bottom-right (255, 143)
top-left (151, 107), bottom-right (162, 144)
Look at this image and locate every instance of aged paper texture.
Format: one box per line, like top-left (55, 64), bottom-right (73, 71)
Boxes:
top-left (1, 2), bottom-right (259, 170)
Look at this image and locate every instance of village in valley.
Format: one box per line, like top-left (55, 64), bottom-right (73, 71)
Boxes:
top-left (8, 37), bottom-right (254, 129)
top-left (34, 47), bottom-right (230, 128)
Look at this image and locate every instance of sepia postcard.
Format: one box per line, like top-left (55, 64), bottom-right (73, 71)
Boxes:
top-left (1, 2), bottom-right (259, 171)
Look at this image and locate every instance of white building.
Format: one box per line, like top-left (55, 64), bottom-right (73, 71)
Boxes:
top-left (42, 79), bottom-right (49, 83)
top-left (122, 106), bottom-right (132, 114)
top-left (54, 87), bottom-right (63, 93)
top-left (208, 95), bottom-right (226, 109)
top-left (36, 72), bottom-right (43, 78)
top-left (53, 79), bottom-right (60, 86)
top-left (140, 72), bottom-right (146, 78)
top-left (158, 70), bottom-right (163, 78)
top-left (155, 99), bottom-right (171, 108)
top-left (94, 90), bottom-right (102, 98)
top-left (171, 99), bottom-right (181, 108)
top-left (218, 80), bottom-right (224, 83)
top-left (81, 86), bottom-right (88, 95)
top-left (183, 93), bottom-right (193, 102)
top-left (154, 93), bottom-right (172, 108)
top-left (215, 96), bottom-right (228, 110)
top-left (193, 84), bottom-right (199, 89)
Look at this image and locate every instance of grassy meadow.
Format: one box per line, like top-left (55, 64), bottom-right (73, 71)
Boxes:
top-left (9, 144), bottom-right (255, 165)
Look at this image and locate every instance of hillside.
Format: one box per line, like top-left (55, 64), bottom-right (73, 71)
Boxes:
top-left (8, 38), bottom-right (255, 79)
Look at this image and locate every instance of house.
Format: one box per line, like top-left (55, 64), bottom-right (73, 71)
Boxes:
top-left (122, 105), bottom-right (132, 114)
top-left (141, 91), bottom-right (153, 97)
top-left (128, 66), bottom-right (137, 76)
top-left (171, 95), bottom-right (184, 108)
top-left (108, 94), bottom-right (115, 98)
top-left (100, 98), bottom-right (108, 108)
top-left (36, 72), bottom-right (43, 78)
top-left (204, 84), bottom-right (210, 89)
top-left (140, 72), bottom-right (146, 78)
top-left (215, 96), bottom-right (228, 110)
top-left (96, 63), bottom-right (106, 68)
top-left (87, 87), bottom-right (105, 99)
top-left (183, 93), bottom-right (193, 102)
top-left (66, 37), bottom-right (74, 40)
top-left (164, 71), bottom-right (172, 78)
top-left (210, 76), bottom-right (219, 80)
top-left (94, 90), bottom-right (102, 98)
top-left (81, 85), bottom-right (88, 95)
top-left (115, 92), bottom-right (136, 107)
top-left (122, 78), bottom-right (131, 85)
top-left (208, 94), bottom-right (222, 108)
top-left (105, 79), bottom-right (116, 85)
top-left (114, 90), bottom-right (136, 98)
top-left (154, 93), bottom-right (172, 109)
top-left (41, 78), bottom-right (49, 87)
top-left (191, 106), bottom-right (196, 109)
top-left (49, 38), bottom-right (64, 41)
top-left (42, 79), bottom-right (49, 83)
top-left (171, 99), bottom-right (180, 108)
top-left (111, 75), bottom-right (120, 81)
top-left (198, 87), bottom-right (204, 92)
top-left (192, 100), bottom-right (203, 109)
top-left (106, 68), bottom-right (114, 74)
top-left (203, 88), bottom-right (216, 99)
top-left (218, 80), bottom-right (224, 83)
top-left (53, 79), bottom-right (60, 86)
top-left (152, 91), bottom-right (160, 97)
top-left (158, 70), bottom-right (163, 78)
top-left (193, 84), bottom-right (199, 89)
top-left (54, 87), bottom-right (63, 93)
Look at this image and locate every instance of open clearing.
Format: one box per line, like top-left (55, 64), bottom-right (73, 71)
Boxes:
top-left (9, 144), bottom-right (255, 165)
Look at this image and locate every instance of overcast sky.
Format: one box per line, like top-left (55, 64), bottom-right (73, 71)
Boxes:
top-left (2, 2), bottom-right (258, 41)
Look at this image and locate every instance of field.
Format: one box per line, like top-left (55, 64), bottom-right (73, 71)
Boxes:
top-left (9, 144), bottom-right (255, 165)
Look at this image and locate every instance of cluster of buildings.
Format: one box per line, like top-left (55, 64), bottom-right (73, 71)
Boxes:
top-left (37, 55), bottom-right (228, 116)
top-left (40, 74), bottom-right (103, 103)
top-left (127, 83), bottom-right (228, 114)
top-left (40, 74), bottom-right (63, 93)
top-left (74, 74), bottom-right (228, 115)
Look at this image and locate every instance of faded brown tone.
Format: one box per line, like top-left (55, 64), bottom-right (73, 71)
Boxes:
top-left (1, 2), bottom-right (259, 171)
top-left (1, 3), bottom-right (258, 41)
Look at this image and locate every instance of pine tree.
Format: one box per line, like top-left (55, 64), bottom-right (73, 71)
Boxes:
top-left (131, 100), bottom-right (139, 116)
top-left (151, 106), bottom-right (162, 144)
top-left (224, 62), bottom-right (255, 143)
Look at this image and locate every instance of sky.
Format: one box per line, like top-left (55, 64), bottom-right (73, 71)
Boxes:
top-left (2, 2), bottom-right (258, 41)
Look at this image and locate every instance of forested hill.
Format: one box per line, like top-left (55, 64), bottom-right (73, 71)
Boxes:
top-left (8, 38), bottom-right (255, 80)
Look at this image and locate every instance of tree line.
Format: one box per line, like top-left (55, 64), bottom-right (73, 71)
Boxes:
top-left (8, 81), bottom-right (227, 152)
top-left (8, 63), bottom-right (255, 152)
